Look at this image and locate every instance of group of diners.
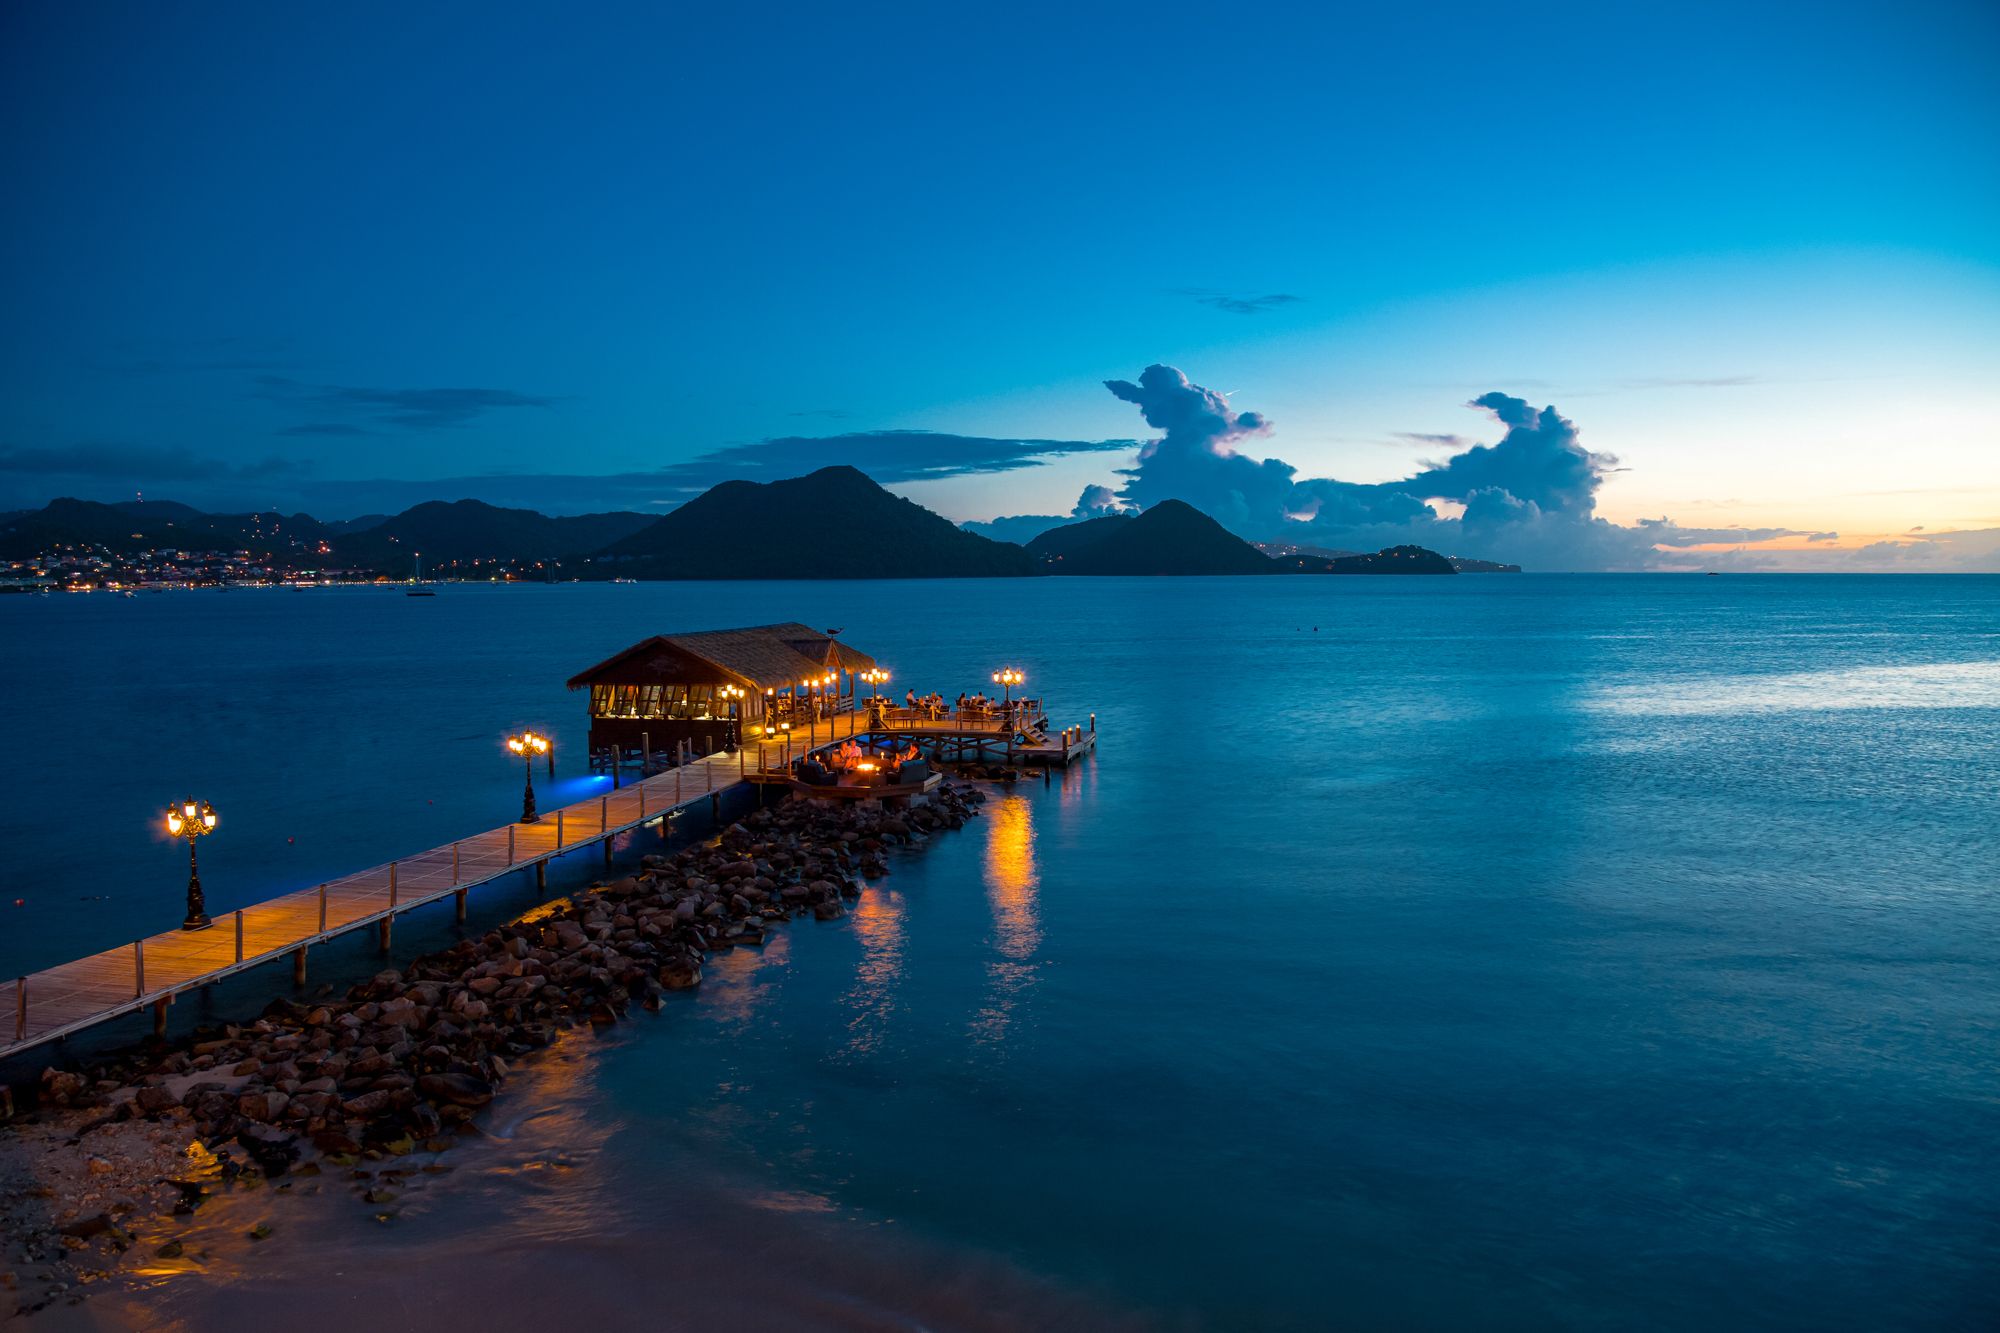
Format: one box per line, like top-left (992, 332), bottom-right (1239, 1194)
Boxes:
top-left (899, 689), bottom-right (1018, 721)
top-left (796, 738), bottom-right (930, 789)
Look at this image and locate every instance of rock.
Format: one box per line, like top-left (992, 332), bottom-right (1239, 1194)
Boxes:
top-left (41, 1069), bottom-right (86, 1106)
top-left (313, 1128), bottom-right (364, 1156)
top-left (416, 1072), bottom-right (494, 1107)
top-left (377, 998), bottom-right (419, 1028)
top-left (134, 1084), bottom-right (179, 1115)
top-left (58, 1214), bottom-right (113, 1239)
top-left (86, 1155), bottom-right (114, 1176)
top-left (155, 1239), bottom-right (185, 1259)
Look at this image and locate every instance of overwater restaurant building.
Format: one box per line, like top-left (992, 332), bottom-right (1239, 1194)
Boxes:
top-left (565, 622), bottom-right (877, 759)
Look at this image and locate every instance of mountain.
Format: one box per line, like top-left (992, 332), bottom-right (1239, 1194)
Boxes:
top-left (340, 499), bottom-right (655, 576)
top-left (1314, 545), bottom-right (1458, 574)
top-left (1448, 556), bottom-right (1522, 573)
top-left (326, 513), bottom-right (390, 535)
top-left (1025, 513), bottom-right (1134, 560)
top-left (594, 466), bottom-right (1037, 579)
top-left (0, 497), bottom-right (333, 559)
top-left (1049, 500), bottom-right (1281, 576)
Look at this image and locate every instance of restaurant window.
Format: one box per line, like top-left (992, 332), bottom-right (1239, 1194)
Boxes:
top-left (590, 684), bottom-right (612, 716)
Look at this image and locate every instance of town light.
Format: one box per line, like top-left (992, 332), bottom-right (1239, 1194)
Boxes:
top-left (164, 797), bottom-right (218, 930)
top-left (992, 668), bottom-right (1024, 702)
top-left (506, 730), bottom-right (550, 823)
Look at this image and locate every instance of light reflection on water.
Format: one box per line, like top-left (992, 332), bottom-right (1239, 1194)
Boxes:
top-left (1583, 659), bottom-right (2000, 716)
top-left (834, 884), bottom-right (908, 1060)
top-left (971, 793), bottom-right (1042, 1046)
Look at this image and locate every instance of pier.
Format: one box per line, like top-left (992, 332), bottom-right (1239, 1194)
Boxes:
top-left (1, 739), bottom-right (771, 1063)
top-left (1, 702), bottom-right (1096, 1064)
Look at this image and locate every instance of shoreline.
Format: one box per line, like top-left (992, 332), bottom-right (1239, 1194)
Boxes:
top-left (1, 783), bottom-right (987, 1320)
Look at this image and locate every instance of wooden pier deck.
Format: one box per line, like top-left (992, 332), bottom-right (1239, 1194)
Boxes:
top-left (0, 733), bottom-right (841, 1063)
top-left (2, 703), bottom-right (1094, 1063)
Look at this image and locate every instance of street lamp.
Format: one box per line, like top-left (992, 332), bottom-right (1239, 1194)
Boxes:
top-left (718, 684), bottom-right (745, 751)
top-left (164, 798), bottom-right (218, 931)
top-left (861, 667), bottom-right (890, 698)
top-left (992, 668), bottom-right (1024, 703)
top-left (507, 730), bottom-right (550, 823)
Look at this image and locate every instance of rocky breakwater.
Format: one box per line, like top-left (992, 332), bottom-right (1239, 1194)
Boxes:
top-left (1, 782), bottom-right (985, 1315)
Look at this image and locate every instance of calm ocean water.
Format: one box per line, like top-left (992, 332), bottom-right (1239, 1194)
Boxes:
top-left (5, 576), bottom-right (1999, 1330)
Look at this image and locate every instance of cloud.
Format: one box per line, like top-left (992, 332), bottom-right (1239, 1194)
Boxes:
top-left (1093, 363), bottom-right (1810, 571)
top-left (1179, 289), bottom-right (1303, 315)
top-left (0, 443), bottom-right (304, 481)
top-left (650, 429), bottom-right (1134, 495)
top-left (95, 357), bottom-right (297, 376)
top-left (1391, 432), bottom-right (1473, 449)
top-left (1616, 375), bottom-right (1762, 390)
top-left (255, 376), bottom-right (559, 430)
top-left (278, 423), bottom-right (370, 437)
top-left (0, 442), bottom-right (310, 512)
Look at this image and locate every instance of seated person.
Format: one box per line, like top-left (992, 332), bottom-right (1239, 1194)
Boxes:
top-left (798, 758), bottom-right (835, 786)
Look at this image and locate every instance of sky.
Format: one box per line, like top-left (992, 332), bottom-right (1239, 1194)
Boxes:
top-left (1, 0), bottom-right (1996, 569)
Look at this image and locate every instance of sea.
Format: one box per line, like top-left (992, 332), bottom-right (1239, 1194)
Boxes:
top-left (4, 575), bottom-right (1997, 1330)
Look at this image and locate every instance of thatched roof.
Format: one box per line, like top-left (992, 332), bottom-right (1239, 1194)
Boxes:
top-left (566, 622), bottom-right (876, 691)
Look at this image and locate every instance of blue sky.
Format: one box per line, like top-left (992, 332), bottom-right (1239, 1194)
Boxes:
top-left (2, 1), bottom-right (1996, 567)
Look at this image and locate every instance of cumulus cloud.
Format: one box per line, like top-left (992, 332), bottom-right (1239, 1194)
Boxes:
top-left (1091, 364), bottom-right (1809, 571)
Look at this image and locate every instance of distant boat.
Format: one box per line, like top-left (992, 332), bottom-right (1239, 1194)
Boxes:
top-left (407, 553), bottom-right (438, 597)
top-left (610, 577), bottom-right (638, 585)
top-left (1705, 571), bottom-right (1721, 577)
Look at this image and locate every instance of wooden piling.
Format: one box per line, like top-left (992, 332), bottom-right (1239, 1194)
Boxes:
top-left (508, 825), bottom-right (516, 864)
top-left (555, 811), bottom-right (565, 847)
top-left (235, 910), bottom-right (244, 964)
top-left (152, 995), bottom-right (169, 1038)
top-left (318, 883), bottom-right (327, 932)
top-left (292, 947), bottom-right (307, 986)
top-left (378, 916), bottom-right (392, 950)
top-left (14, 979), bottom-right (25, 1042)
top-left (536, 861), bottom-right (547, 892)
top-left (389, 862), bottom-right (398, 910)
top-left (452, 842), bottom-right (460, 885)
top-left (454, 888), bottom-right (468, 923)
top-left (133, 941), bottom-right (144, 998)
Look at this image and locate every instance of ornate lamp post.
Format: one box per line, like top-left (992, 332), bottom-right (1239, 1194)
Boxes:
top-left (507, 731), bottom-right (550, 823)
top-left (718, 684), bottom-right (745, 752)
top-left (992, 668), bottom-right (1024, 703)
top-left (861, 667), bottom-right (890, 698)
top-left (165, 798), bottom-right (218, 931)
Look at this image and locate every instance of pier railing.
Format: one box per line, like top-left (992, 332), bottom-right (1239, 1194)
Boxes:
top-left (0, 733), bottom-right (793, 1061)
